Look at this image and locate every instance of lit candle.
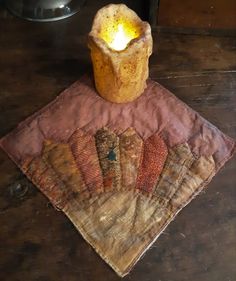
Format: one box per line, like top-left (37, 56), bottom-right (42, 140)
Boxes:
top-left (88, 4), bottom-right (152, 103)
top-left (108, 24), bottom-right (135, 51)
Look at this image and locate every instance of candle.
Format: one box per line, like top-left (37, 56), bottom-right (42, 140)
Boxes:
top-left (88, 4), bottom-right (152, 103)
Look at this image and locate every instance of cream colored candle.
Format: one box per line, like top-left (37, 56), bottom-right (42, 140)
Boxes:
top-left (88, 4), bottom-right (153, 103)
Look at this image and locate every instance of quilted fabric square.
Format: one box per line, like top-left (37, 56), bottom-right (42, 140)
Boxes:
top-left (0, 76), bottom-right (235, 277)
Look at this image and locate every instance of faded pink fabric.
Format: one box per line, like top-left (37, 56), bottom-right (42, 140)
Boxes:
top-left (0, 76), bottom-right (235, 170)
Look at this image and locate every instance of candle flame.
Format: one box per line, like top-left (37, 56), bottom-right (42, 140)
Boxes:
top-left (108, 24), bottom-right (132, 51)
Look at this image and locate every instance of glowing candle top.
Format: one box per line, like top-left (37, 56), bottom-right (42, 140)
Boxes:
top-left (108, 24), bottom-right (135, 51)
top-left (88, 4), bottom-right (151, 53)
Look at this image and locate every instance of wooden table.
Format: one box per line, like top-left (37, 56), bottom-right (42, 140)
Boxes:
top-left (0, 1), bottom-right (235, 281)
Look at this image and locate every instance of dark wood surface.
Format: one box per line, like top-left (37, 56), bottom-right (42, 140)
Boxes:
top-left (0, 1), bottom-right (236, 281)
top-left (158, 0), bottom-right (236, 29)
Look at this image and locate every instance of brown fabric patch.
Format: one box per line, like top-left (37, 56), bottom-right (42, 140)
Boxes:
top-left (170, 155), bottom-right (216, 210)
top-left (95, 128), bottom-right (121, 192)
top-left (64, 190), bottom-right (171, 277)
top-left (119, 128), bottom-right (143, 190)
top-left (21, 155), bottom-right (71, 209)
top-left (42, 140), bottom-right (89, 200)
top-left (154, 143), bottom-right (195, 201)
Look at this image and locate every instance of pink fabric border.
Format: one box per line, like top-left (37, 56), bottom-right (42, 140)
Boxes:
top-left (0, 76), bottom-right (235, 169)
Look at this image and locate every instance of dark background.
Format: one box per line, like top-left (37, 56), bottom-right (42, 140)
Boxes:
top-left (0, 1), bottom-right (235, 281)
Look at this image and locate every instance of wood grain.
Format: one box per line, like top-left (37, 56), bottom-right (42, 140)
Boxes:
top-left (158, 0), bottom-right (236, 29)
top-left (0, 1), bottom-right (235, 281)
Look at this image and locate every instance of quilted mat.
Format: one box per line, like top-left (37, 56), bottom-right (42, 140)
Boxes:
top-left (0, 76), bottom-right (235, 277)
